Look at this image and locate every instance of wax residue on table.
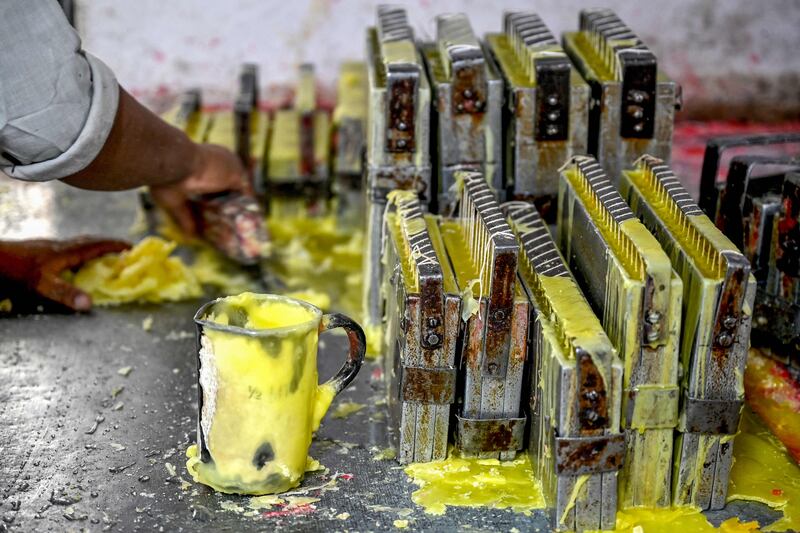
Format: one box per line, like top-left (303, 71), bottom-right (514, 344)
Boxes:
top-left (331, 401), bottom-right (365, 419)
top-left (264, 211), bottom-right (377, 354)
top-left (727, 408), bottom-right (800, 532)
top-left (606, 507), bottom-right (758, 533)
top-left (70, 237), bottom-right (202, 305)
top-left (743, 349), bottom-right (800, 463)
top-left (592, 406), bottom-right (799, 532)
top-left (404, 451), bottom-right (546, 516)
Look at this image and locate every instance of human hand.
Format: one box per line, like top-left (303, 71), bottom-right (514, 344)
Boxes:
top-left (0, 237), bottom-right (131, 311)
top-left (149, 143), bottom-right (252, 236)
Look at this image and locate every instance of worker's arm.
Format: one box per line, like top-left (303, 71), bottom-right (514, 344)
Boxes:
top-left (0, 1), bottom-right (247, 235)
top-left (61, 88), bottom-right (250, 235)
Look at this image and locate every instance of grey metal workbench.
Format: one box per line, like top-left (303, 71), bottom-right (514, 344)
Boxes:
top-left (0, 178), bottom-right (779, 532)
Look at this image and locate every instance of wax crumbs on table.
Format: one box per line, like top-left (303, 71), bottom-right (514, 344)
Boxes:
top-left (117, 366), bottom-right (132, 377)
top-left (70, 237), bottom-right (202, 305)
top-left (305, 456), bottom-right (324, 473)
top-left (393, 519), bottom-right (410, 529)
top-left (248, 495), bottom-right (284, 510)
top-left (141, 315), bottom-right (153, 331)
top-left (404, 450), bottom-right (545, 516)
top-left (336, 512), bottom-right (350, 520)
top-left (331, 401), bottom-right (366, 419)
top-left (372, 447), bottom-right (397, 461)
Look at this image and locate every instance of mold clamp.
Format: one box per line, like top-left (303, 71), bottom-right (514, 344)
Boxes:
top-left (439, 171), bottom-right (529, 459)
top-left (332, 61), bottom-right (368, 228)
top-left (363, 5), bottom-right (432, 328)
top-left (563, 9), bottom-right (679, 184)
top-left (504, 201), bottom-right (624, 532)
top-left (556, 156), bottom-right (682, 508)
top-left (619, 155), bottom-right (756, 509)
top-left (708, 151), bottom-right (800, 366)
top-left (266, 64), bottom-right (331, 218)
top-left (235, 63), bottom-right (271, 197)
top-left (382, 191), bottom-right (461, 463)
top-left (485, 12), bottom-right (589, 217)
top-left (420, 13), bottom-right (503, 214)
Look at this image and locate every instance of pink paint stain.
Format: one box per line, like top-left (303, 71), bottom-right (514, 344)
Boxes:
top-left (152, 49), bottom-right (166, 63)
top-left (339, 473), bottom-right (353, 481)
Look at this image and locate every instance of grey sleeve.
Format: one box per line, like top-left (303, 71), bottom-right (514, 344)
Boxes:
top-left (0, 1), bottom-right (119, 182)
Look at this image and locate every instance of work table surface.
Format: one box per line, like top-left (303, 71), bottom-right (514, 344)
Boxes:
top-left (0, 178), bottom-right (778, 531)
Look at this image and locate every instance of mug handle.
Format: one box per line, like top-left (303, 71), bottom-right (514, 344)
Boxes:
top-left (319, 313), bottom-right (366, 394)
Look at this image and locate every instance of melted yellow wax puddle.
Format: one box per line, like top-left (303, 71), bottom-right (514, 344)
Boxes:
top-left (404, 451), bottom-right (546, 516)
top-left (604, 508), bottom-right (758, 533)
top-left (727, 409), bottom-right (800, 532)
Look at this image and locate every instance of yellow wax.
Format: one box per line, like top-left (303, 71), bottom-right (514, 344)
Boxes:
top-left (405, 451), bottom-right (546, 516)
top-left (71, 236), bottom-right (202, 305)
top-left (728, 409), bottom-right (800, 532)
top-left (603, 507), bottom-right (758, 533)
top-left (186, 293), bottom-right (335, 495)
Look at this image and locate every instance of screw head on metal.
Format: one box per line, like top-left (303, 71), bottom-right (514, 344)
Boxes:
top-left (633, 123), bottom-right (644, 132)
top-left (397, 121), bottom-right (407, 131)
top-left (546, 125), bottom-right (559, 136)
top-left (717, 332), bottom-right (734, 348)
top-left (646, 310), bottom-right (662, 324)
top-left (493, 309), bottom-right (506, 321)
top-left (427, 317), bottom-right (439, 328)
top-left (723, 316), bottom-right (737, 330)
top-left (396, 139), bottom-right (407, 149)
top-left (583, 390), bottom-right (599, 401)
top-left (631, 107), bottom-right (644, 119)
top-left (547, 94), bottom-right (559, 106)
top-left (456, 103), bottom-right (464, 112)
top-left (630, 90), bottom-right (645, 103)
top-left (547, 111), bottom-right (559, 121)
top-left (487, 362), bottom-right (498, 374)
top-left (425, 333), bottom-right (441, 346)
top-left (463, 89), bottom-right (473, 99)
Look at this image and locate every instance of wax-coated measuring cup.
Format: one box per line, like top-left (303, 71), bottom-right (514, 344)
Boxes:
top-left (186, 293), bottom-right (365, 495)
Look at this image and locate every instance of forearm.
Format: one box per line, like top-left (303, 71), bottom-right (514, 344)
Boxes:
top-left (61, 88), bottom-right (200, 191)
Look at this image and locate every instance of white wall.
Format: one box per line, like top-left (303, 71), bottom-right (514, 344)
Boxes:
top-left (77, 0), bottom-right (800, 119)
